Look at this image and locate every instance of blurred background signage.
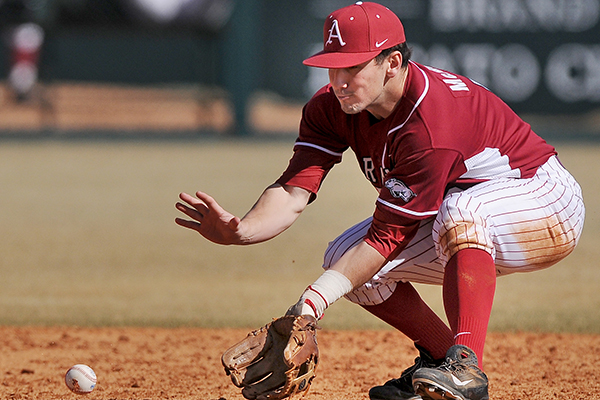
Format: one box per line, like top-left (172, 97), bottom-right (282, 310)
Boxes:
top-left (0, 0), bottom-right (598, 128)
top-left (305, 0), bottom-right (600, 114)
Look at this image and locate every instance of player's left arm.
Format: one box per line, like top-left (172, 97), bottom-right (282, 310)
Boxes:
top-left (287, 239), bottom-right (387, 318)
top-left (330, 240), bottom-right (386, 288)
top-left (288, 148), bottom-right (453, 319)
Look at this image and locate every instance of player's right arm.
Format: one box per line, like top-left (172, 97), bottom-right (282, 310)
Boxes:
top-left (176, 88), bottom-right (342, 247)
top-left (175, 183), bottom-right (311, 246)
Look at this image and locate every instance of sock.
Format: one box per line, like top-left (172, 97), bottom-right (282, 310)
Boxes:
top-left (362, 282), bottom-right (453, 360)
top-left (443, 248), bottom-right (496, 368)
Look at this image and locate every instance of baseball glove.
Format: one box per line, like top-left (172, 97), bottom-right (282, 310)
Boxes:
top-left (221, 315), bottom-right (319, 400)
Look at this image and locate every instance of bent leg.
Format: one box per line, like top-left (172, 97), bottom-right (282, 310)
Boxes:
top-left (434, 155), bottom-right (585, 272)
top-left (363, 282), bottom-right (453, 360)
top-left (434, 155), bottom-right (585, 367)
top-left (323, 217), bottom-right (452, 359)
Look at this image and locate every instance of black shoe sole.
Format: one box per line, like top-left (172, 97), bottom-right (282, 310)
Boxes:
top-left (413, 380), bottom-right (468, 400)
top-left (369, 390), bottom-right (422, 400)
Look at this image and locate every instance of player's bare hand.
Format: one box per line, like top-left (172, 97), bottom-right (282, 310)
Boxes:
top-left (175, 191), bottom-right (243, 245)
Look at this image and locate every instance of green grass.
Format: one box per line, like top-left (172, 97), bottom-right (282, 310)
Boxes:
top-left (0, 140), bottom-right (598, 332)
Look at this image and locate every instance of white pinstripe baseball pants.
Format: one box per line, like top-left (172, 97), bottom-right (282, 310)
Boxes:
top-left (323, 155), bottom-right (585, 306)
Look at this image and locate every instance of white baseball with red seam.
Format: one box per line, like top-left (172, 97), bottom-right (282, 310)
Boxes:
top-left (65, 364), bottom-right (97, 394)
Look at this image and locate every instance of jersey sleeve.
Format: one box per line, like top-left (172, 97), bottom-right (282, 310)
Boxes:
top-left (276, 87), bottom-right (348, 199)
top-left (365, 148), bottom-right (464, 259)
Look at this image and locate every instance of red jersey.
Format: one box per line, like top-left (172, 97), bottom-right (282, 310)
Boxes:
top-left (276, 61), bottom-right (556, 259)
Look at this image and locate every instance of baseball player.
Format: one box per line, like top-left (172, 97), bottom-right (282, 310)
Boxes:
top-left (175, 2), bottom-right (585, 400)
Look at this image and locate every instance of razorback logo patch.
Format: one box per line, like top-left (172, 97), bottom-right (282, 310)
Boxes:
top-left (384, 178), bottom-right (416, 202)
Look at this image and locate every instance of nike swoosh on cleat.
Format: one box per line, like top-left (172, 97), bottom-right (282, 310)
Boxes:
top-left (451, 375), bottom-right (473, 386)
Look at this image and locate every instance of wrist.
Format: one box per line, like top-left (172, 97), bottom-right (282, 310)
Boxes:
top-left (298, 270), bottom-right (354, 319)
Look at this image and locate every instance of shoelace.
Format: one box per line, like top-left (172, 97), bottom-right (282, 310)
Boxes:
top-left (439, 358), bottom-right (471, 374)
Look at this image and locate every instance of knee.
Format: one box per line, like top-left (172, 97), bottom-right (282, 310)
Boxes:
top-left (344, 281), bottom-right (397, 306)
top-left (323, 219), bottom-right (372, 270)
top-left (434, 193), bottom-right (494, 264)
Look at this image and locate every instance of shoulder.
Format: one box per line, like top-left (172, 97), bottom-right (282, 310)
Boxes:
top-left (409, 62), bottom-right (485, 100)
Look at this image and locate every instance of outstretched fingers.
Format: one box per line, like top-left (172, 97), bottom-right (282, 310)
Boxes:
top-left (178, 192), bottom-right (209, 216)
top-left (174, 192), bottom-right (209, 233)
top-left (174, 216), bottom-right (202, 231)
top-left (193, 191), bottom-right (225, 215)
top-left (175, 191), bottom-right (242, 244)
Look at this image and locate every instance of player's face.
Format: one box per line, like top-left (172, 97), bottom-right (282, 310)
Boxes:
top-left (328, 58), bottom-right (388, 116)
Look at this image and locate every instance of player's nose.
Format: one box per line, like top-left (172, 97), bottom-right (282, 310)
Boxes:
top-left (328, 69), bottom-right (348, 91)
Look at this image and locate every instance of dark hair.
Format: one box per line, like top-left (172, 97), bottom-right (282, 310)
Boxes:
top-left (375, 42), bottom-right (412, 68)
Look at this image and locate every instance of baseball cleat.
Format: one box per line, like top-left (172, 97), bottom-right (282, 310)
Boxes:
top-left (369, 345), bottom-right (444, 400)
top-left (412, 345), bottom-right (489, 400)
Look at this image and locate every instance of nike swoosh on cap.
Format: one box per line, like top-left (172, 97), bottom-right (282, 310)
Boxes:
top-left (375, 39), bottom-right (389, 48)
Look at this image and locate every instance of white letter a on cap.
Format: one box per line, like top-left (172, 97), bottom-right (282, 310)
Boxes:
top-left (326, 19), bottom-right (346, 47)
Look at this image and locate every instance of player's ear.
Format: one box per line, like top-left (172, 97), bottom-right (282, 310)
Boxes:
top-left (386, 51), bottom-right (403, 77)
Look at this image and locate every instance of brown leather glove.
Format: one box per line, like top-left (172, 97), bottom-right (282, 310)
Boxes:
top-left (222, 315), bottom-right (319, 399)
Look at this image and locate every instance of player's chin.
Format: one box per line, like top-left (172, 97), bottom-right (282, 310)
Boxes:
top-left (336, 95), bottom-right (363, 114)
top-left (339, 102), bottom-right (364, 115)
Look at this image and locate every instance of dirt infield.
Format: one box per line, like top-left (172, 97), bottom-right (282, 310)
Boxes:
top-left (1, 326), bottom-right (599, 400)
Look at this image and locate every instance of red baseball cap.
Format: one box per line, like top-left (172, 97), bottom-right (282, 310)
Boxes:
top-left (303, 1), bottom-right (405, 69)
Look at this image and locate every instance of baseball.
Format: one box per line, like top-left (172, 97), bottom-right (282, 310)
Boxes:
top-left (65, 364), bottom-right (97, 394)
